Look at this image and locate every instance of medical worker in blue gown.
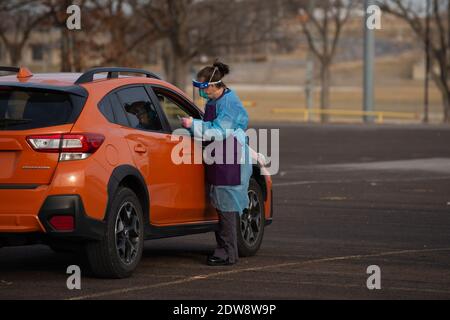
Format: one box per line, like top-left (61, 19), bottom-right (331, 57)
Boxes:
top-left (181, 61), bottom-right (252, 266)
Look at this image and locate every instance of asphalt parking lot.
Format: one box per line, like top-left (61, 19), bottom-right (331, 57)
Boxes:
top-left (1, 123), bottom-right (450, 300)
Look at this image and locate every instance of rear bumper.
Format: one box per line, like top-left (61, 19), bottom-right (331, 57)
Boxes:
top-left (38, 195), bottom-right (105, 240)
top-left (0, 185), bottom-right (50, 233)
top-left (0, 194), bottom-right (105, 246)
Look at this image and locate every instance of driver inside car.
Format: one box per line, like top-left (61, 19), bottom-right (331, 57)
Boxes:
top-left (126, 101), bottom-right (161, 131)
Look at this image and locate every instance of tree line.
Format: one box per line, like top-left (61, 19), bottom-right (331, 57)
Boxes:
top-left (0, 0), bottom-right (449, 122)
top-left (0, 0), bottom-right (284, 89)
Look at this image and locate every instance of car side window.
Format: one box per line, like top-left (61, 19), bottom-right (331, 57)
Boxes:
top-left (98, 97), bottom-right (115, 123)
top-left (153, 89), bottom-right (198, 131)
top-left (108, 94), bottom-right (130, 126)
top-left (116, 86), bottom-right (163, 132)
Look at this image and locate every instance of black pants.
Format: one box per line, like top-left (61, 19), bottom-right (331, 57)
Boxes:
top-left (213, 211), bottom-right (239, 264)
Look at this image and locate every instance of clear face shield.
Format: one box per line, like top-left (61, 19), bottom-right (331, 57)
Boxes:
top-left (192, 67), bottom-right (222, 99)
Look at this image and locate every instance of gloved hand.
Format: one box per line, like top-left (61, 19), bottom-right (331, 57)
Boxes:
top-left (249, 147), bottom-right (269, 167)
top-left (257, 153), bottom-right (269, 167)
top-left (181, 117), bottom-right (193, 129)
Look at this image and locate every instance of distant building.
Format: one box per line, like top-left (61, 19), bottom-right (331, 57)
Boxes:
top-left (0, 27), bottom-right (60, 71)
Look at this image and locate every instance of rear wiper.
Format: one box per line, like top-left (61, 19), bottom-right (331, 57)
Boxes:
top-left (0, 119), bottom-right (32, 128)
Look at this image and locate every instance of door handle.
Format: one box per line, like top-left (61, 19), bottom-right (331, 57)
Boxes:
top-left (134, 144), bottom-right (147, 154)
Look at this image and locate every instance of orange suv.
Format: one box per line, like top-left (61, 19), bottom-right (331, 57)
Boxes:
top-left (0, 67), bottom-right (273, 278)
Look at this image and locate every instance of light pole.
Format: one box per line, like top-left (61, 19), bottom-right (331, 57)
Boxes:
top-left (305, 51), bottom-right (315, 122)
top-left (424, 0), bottom-right (431, 123)
top-left (304, 0), bottom-right (316, 122)
top-left (363, 0), bottom-right (375, 123)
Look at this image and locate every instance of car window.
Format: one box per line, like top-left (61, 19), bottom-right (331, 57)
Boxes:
top-left (116, 86), bottom-right (163, 132)
top-left (0, 87), bottom-right (76, 130)
top-left (109, 94), bottom-right (130, 127)
top-left (153, 90), bottom-right (194, 132)
top-left (98, 97), bottom-right (115, 123)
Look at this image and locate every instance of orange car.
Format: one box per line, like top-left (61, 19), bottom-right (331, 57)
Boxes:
top-left (0, 67), bottom-right (273, 278)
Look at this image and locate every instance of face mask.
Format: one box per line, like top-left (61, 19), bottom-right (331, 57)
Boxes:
top-left (199, 89), bottom-right (209, 99)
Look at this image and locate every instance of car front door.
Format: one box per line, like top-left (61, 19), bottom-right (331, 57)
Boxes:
top-left (150, 86), bottom-right (218, 222)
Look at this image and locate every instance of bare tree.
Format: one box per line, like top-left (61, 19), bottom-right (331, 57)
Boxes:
top-left (379, 0), bottom-right (450, 123)
top-left (205, 0), bottom-right (283, 59)
top-left (0, 0), bottom-right (49, 66)
top-left (139, 0), bottom-right (222, 88)
top-left (286, 0), bottom-right (354, 122)
top-left (41, 0), bottom-right (84, 72)
top-left (82, 0), bottom-right (162, 68)
top-left (37, 0), bottom-right (163, 72)
top-left (0, 0), bottom-right (296, 89)
top-left (140, 0), bottom-right (281, 89)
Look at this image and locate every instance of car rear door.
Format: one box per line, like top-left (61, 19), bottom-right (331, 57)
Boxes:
top-left (0, 86), bottom-right (85, 186)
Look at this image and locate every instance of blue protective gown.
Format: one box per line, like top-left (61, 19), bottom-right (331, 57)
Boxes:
top-left (190, 89), bottom-right (252, 215)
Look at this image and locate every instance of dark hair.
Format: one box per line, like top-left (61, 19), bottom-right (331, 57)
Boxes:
top-left (197, 60), bottom-right (230, 88)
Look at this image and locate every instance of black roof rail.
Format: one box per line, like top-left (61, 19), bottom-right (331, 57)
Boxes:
top-left (75, 67), bottom-right (162, 84)
top-left (0, 66), bottom-right (20, 74)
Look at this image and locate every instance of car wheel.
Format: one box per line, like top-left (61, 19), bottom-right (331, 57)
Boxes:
top-left (237, 178), bottom-right (265, 257)
top-left (85, 187), bottom-right (144, 278)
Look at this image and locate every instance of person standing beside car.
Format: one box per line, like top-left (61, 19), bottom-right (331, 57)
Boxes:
top-left (181, 60), bottom-right (252, 266)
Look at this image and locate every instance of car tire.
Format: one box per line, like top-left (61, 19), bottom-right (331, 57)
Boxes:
top-left (85, 187), bottom-right (144, 278)
top-left (237, 178), bottom-right (265, 257)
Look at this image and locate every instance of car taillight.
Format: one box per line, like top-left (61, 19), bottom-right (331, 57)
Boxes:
top-left (26, 133), bottom-right (105, 161)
